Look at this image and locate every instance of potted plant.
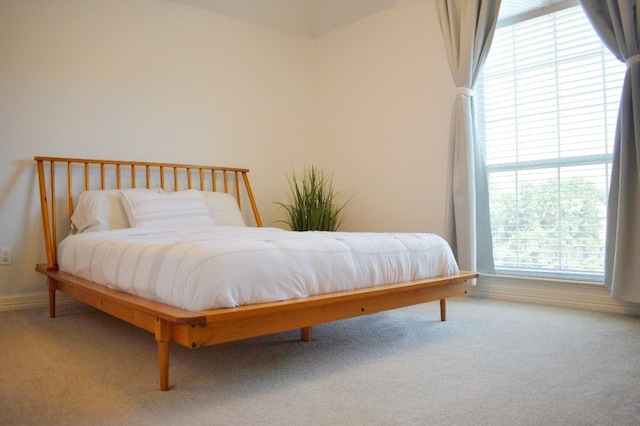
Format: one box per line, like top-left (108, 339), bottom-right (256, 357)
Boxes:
top-left (276, 166), bottom-right (349, 231)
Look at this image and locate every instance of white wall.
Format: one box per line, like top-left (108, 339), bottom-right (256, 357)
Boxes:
top-left (0, 0), bottom-right (316, 300)
top-left (0, 0), bottom-right (454, 304)
top-left (314, 0), bottom-right (454, 233)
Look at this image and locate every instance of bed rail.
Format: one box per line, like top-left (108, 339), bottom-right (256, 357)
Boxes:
top-left (35, 156), bottom-right (263, 270)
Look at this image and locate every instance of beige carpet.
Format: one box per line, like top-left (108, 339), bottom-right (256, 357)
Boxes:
top-left (1, 296), bottom-right (639, 425)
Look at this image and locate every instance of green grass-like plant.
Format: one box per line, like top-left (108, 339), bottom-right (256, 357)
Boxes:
top-left (275, 166), bottom-right (349, 231)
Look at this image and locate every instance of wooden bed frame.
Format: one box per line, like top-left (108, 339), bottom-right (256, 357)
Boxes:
top-left (34, 156), bottom-right (477, 391)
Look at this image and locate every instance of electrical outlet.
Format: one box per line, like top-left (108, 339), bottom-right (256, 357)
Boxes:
top-left (0, 247), bottom-right (11, 265)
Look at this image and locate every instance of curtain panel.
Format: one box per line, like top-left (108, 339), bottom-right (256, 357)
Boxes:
top-left (436, 0), bottom-right (500, 275)
top-left (581, 0), bottom-right (640, 304)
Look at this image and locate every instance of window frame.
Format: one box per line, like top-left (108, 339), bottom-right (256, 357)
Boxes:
top-left (475, 0), bottom-right (624, 282)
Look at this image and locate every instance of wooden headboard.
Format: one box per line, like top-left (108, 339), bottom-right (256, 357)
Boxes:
top-left (35, 156), bottom-right (263, 270)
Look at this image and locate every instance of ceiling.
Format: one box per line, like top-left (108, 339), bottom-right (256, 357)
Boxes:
top-left (168, 0), bottom-right (398, 38)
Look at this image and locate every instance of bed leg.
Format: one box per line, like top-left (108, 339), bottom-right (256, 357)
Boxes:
top-left (301, 326), bottom-right (312, 342)
top-left (155, 318), bottom-right (172, 391)
top-left (440, 299), bottom-right (446, 322)
top-left (48, 278), bottom-right (56, 318)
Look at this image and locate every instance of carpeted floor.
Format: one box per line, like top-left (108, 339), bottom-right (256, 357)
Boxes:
top-left (1, 296), bottom-right (639, 425)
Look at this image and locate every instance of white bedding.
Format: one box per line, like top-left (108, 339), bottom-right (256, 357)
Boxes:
top-left (58, 227), bottom-right (459, 311)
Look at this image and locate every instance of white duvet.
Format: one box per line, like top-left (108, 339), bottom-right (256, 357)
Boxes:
top-left (58, 227), bottom-right (459, 311)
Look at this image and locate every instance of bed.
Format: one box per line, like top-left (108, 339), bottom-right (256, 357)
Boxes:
top-left (34, 156), bottom-right (477, 391)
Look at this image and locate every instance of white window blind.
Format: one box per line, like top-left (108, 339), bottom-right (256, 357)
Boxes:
top-left (476, 3), bottom-right (626, 281)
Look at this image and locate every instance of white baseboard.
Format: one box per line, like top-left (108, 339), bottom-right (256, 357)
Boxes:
top-left (0, 292), bottom-right (80, 312)
top-left (470, 274), bottom-right (640, 316)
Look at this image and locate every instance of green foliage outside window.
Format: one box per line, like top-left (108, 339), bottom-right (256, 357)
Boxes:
top-left (490, 177), bottom-right (607, 274)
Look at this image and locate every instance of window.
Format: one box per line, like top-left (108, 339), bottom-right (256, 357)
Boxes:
top-left (476, 2), bottom-right (626, 281)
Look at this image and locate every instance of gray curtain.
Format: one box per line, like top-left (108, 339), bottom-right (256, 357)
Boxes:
top-left (436, 0), bottom-right (500, 274)
top-left (581, 0), bottom-right (640, 304)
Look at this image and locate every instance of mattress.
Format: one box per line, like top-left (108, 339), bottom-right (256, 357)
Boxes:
top-left (58, 226), bottom-right (459, 311)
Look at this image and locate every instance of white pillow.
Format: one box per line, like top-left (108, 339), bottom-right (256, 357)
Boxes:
top-left (121, 190), bottom-right (216, 229)
top-left (71, 189), bottom-right (153, 233)
top-left (200, 191), bottom-right (246, 226)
